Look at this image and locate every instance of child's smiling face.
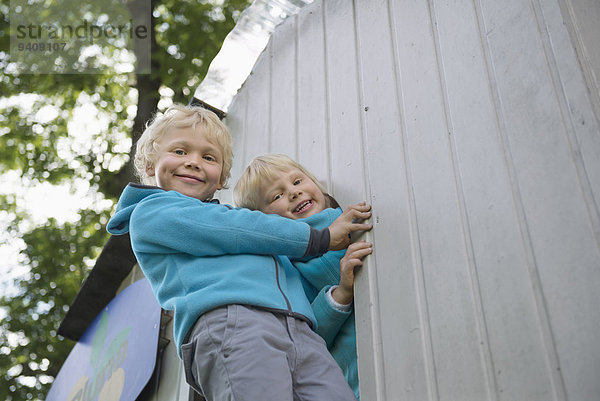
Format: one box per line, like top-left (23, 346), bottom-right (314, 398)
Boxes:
top-left (258, 168), bottom-right (327, 219)
top-left (147, 126), bottom-right (223, 201)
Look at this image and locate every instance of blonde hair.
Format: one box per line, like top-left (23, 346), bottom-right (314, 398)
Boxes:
top-left (134, 104), bottom-right (233, 187)
top-left (234, 154), bottom-right (330, 210)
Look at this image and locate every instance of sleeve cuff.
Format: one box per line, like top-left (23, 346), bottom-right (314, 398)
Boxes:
top-left (303, 227), bottom-right (330, 257)
top-left (326, 285), bottom-right (352, 312)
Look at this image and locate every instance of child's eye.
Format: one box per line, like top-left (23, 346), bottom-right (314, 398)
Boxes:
top-left (272, 193), bottom-right (282, 201)
top-left (203, 155), bottom-right (216, 162)
top-left (174, 149), bottom-right (186, 155)
top-left (293, 179), bottom-right (302, 185)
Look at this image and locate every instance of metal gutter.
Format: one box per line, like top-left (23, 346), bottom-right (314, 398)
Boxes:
top-left (193, 0), bottom-right (313, 112)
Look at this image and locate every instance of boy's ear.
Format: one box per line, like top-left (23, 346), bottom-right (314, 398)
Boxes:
top-left (146, 164), bottom-right (156, 177)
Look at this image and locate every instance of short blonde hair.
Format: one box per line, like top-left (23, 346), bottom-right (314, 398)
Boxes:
top-left (134, 104), bottom-right (233, 187)
top-left (234, 154), bottom-right (329, 210)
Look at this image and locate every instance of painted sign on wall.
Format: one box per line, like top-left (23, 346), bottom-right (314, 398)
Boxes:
top-left (46, 278), bottom-right (161, 401)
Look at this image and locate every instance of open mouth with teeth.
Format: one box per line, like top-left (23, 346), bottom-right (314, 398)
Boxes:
top-left (293, 200), bottom-right (314, 214)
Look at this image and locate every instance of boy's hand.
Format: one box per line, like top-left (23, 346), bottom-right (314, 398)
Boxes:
top-left (328, 202), bottom-right (373, 251)
top-left (332, 240), bottom-right (373, 305)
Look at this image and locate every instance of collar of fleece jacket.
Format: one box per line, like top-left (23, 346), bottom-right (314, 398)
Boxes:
top-left (297, 207), bottom-right (343, 230)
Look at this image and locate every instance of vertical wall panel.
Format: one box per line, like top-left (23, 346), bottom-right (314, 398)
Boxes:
top-left (221, 0), bottom-right (600, 399)
top-left (242, 41), bottom-right (272, 161)
top-left (479, 0), bottom-right (600, 398)
top-left (221, 89), bottom-right (247, 205)
top-left (322, 0), bottom-right (368, 203)
top-left (323, 1), bottom-right (392, 399)
top-left (426, 0), bottom-right (561, 398)
top-left (538, 0), bottom-right (600, 239)
top-left (371, 1), bottom-right (440, 397)
top-left (270, 15), bottom-right (298, 157)
top-left (558, 0), bottom-right (600, 122)
top-left (296, 1), bottom-right (330, 185)
top-left (384, 0), bottom-right (492, 399)
top-left (353, 0), bottom-right (424, 399)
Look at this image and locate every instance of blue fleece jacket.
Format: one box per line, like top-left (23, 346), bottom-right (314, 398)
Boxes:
top-left (296, 208), bottom-right (360, 399)
top-left (107, 183), bottom-right (328, 356)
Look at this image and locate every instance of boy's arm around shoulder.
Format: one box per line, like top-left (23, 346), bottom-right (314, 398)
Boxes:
top-left (128, 193), bottom-right (324, 257)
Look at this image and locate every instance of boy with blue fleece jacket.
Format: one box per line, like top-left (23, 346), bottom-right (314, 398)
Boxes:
top-left (107, 105), bottom-right (372, 401)
top-left (233, 154), bottom-right (373, 399)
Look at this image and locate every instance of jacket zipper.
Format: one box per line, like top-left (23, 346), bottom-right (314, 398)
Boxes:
top-left (272, 256), bottom-right (293, 314)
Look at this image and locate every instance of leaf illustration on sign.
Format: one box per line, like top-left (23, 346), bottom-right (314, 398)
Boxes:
top-left (66, 311), bottom-right (130, 401)
top-left (90, 311), bottom-right (109, 370)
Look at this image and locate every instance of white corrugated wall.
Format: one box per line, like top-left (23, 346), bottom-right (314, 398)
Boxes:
top-left (218, 0), bottom-right (600, 399)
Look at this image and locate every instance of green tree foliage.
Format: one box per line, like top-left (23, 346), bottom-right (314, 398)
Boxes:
top-left (0, 0), bottom-right (251, 399)
top-left (0, 210), bottom-right (110, 401)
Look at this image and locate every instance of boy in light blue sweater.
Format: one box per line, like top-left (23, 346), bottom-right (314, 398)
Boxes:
top-left (233, 154), bottom-right (373, 399)
top-left (107, 105), bottom-right (372, 401)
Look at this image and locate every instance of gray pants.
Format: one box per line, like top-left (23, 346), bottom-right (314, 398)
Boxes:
top-left (181, 304), bottom-right (357, 401)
